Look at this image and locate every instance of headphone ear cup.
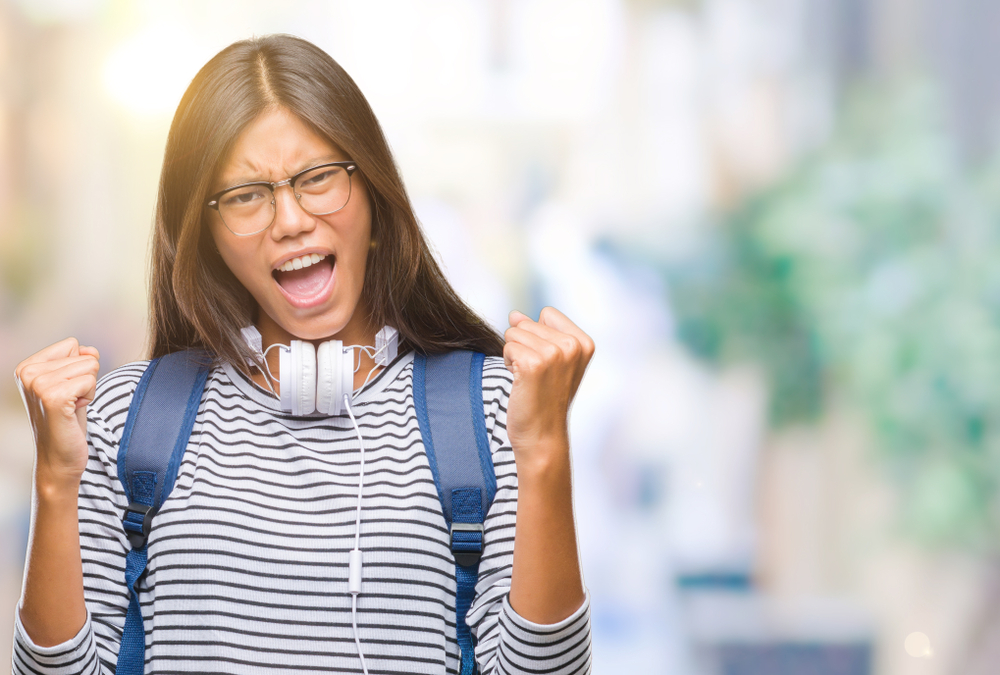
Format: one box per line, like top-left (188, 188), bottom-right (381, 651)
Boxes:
top-left (316, 340), bottom-right (339, 415)
top-left (279, 347), bottom-right (292, 412)
top-left (291, 340), bottom-right (317, 415)
top-left (340, 349), bottom-right (355, 409)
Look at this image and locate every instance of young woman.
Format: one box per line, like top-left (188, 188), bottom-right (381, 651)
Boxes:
top-left (12, 34), bottom-right (593, 675)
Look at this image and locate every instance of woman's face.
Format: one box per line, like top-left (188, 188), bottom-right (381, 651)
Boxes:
top-left (207, 107), bottom-right (373, 348)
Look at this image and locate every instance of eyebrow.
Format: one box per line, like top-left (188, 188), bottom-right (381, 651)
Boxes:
top-left (216, 155), bottom-right (345, 191)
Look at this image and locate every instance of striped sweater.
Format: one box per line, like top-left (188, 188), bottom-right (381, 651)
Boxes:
top-left (12, 351), bottom-right (592, 674)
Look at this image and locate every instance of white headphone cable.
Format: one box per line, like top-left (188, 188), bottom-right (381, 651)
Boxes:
top-left (255, 343), bottom-right (286, 397)
top-left (345, 344), bottom-right (384, 401)
top-left (344, 393), bottom-right (369, 675)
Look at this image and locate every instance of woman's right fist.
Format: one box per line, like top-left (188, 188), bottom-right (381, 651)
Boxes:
top-left (15, 338), bottom-right (100, 486)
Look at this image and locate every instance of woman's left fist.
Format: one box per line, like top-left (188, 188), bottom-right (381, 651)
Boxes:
top-left (503, 307), bottom-right (595, 464)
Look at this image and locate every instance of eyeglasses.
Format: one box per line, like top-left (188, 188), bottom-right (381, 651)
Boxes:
top-left (206, 161), bottom-right (358, 236)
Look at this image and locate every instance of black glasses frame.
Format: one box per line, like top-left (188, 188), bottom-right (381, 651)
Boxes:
top-left (206, 161), bottom-right (358, 236)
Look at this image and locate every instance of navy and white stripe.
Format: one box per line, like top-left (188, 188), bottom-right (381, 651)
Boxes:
top-left (12, 351), bottom-right (591, 674)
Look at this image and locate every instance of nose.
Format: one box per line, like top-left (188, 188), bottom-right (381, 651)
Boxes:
top-left (269, 183), bottom-right (316, 241)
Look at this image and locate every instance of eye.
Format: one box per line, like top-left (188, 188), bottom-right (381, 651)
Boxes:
top-left (298, 166), bottom-right (342, 189)
top-left (222, 185), bottom-right (269, 208)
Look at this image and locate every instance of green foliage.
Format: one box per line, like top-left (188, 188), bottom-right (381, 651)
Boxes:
top-left (669, 83), bottom-right (1000, 548)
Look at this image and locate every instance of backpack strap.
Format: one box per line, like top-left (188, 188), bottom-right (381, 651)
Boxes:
top-left (412, 351), bottom-right (497, 675)
top-left (115, 350), bottom-right (210, 675)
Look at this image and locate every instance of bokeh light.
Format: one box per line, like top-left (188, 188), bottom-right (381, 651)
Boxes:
top-left (904, 631), bottom-right (933, 659)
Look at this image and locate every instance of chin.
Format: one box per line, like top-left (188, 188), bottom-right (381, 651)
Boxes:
top-left (285, 310), bottom-right (356, 342)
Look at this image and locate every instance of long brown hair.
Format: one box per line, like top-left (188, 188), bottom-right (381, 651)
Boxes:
top-left (149, 34), bottom-right (504, 370)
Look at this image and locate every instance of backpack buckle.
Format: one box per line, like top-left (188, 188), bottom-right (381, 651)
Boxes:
top-left (450, 522), bottom-right (484, 567)
top-left (122, 502), bottom-right (155, 549)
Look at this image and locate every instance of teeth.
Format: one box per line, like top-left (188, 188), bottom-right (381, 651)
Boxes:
top-left (278, 253), bottom-right (326, 272)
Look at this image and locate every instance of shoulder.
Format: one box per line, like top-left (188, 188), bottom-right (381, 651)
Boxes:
top-left (481, 354), bottom-right (512, 389)
top-left (93, 360), bottom-right (150, 407)
top-left (480, 355), bottom-right (512, 415)
top-left (89, 360), bottom-right (150, 429)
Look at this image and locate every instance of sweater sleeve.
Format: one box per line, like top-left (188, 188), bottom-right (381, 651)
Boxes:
top-left (12, 363), bottom-right (147, 675)
top-left (466, 357), bottom-right (593, 675)
top-left (12, 610), bottom-right (101, 675)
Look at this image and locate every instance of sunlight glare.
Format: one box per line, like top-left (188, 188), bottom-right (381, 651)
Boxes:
top-left (103, 25), bottom-right (205, 116)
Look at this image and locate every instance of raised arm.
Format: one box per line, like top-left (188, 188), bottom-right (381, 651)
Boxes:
top-left (14, 338), bottom-right (100, 646)
top-left (502, 307), bottom-right (593, 623)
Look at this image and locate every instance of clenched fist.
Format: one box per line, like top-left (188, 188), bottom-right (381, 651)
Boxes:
top-left (503, 307), bottom-right (594, 468)
top-left (15, 338), bottom-right (100, 487)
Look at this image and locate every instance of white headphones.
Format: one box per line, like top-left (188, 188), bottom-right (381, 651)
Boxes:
top-left (241, 325), bottom-right (398, 417)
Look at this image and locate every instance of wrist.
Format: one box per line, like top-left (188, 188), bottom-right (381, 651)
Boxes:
top-left (34, 467), bottom-right (81, 503)
top-left (511, 428), bottom-right (569, 455)
top-left (512, 436), bottom-right (571, 483)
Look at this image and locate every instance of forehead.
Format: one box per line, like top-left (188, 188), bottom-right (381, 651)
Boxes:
top-left (215, 108), bottom-right (344, 187)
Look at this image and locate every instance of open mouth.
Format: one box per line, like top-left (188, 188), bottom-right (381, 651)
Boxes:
top-left (272, 253), bottom-right (335, 300)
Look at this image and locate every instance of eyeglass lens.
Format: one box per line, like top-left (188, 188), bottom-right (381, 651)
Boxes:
top-left (218, 164), bottom-right (352, 235)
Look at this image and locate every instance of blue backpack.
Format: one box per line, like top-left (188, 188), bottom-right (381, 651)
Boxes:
top-left (115, 350), bottom-right (496, 675)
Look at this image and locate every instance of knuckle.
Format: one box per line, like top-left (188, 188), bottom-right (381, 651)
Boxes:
top-left (563, 337), bottom-right (582, 359)
top-left (56, 335), bottom-right (80, 352)
top-left (33, 371), bottom-right (54, 393)
top-left (19, 363), bottom-right (39, 386)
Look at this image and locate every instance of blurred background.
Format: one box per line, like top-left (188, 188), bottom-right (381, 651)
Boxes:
top-left (1, 0), bottom-right (999, 672)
